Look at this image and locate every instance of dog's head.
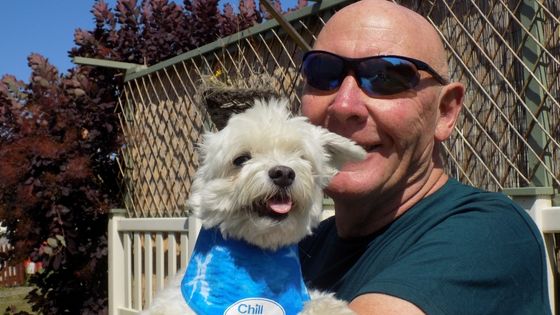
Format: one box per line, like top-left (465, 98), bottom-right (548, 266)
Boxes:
top-left (188, 98), bottom-right (366, 250)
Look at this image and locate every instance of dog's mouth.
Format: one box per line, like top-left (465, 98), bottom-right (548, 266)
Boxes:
top-left (256, 193), bottom-right (293, 220)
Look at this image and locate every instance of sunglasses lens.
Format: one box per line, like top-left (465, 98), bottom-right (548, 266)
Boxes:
top-left (303, 52), bottom-right (345, 91)
top-left (302, 52), bottom-right (424, 96)
top-left (357, 57), bottom-right (420, 96)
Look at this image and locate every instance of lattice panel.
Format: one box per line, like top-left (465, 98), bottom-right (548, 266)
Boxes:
top-left (118, 0), bottom-right (559, 218)
top-left (421, 0), bottom-right (560, 191)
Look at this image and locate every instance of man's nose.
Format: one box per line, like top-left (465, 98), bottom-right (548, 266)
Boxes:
top-left (328, 75), bottom-right (369, 123)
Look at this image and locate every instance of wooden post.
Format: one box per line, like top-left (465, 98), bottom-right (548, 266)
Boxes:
top-left (108, 208), bottom-right (126, 315)
top-left (187, 216), bottom-right (201, 259)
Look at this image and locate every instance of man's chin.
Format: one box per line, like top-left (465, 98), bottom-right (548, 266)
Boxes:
top-left (326, 174), bottom-right (369, 199)
top-left (327, 165), bottom-right (387, 199)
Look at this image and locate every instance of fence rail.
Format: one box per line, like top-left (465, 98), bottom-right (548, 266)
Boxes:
top-left (108, 210), bottom-right (201, 314)
top-left (0, 244), bottom-right (25, 287)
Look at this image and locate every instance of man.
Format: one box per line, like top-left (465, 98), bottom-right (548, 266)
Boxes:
top-left (298, 0), bottom-right (552, 314)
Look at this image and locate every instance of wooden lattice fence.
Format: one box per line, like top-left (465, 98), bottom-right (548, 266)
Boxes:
top-left (116, 0), bottom-right (559, 219)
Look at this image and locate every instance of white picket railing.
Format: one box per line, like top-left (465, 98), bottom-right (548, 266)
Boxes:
top-left (107, 200), bottom-right (559, 315)
top-left (0, 242), bottom-right (26, 287)
top-left (108, 209), bottom-right (201, 315)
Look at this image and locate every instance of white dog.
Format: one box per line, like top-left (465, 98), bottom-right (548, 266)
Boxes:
top-left (142, 98), bottom-right (365, 315)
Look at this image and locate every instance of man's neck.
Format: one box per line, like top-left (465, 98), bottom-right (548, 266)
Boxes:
top-left (333, 170), bottom-right (449, 239)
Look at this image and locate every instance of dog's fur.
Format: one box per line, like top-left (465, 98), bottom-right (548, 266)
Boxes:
top-left (141, 98), bottom-right (364, 314)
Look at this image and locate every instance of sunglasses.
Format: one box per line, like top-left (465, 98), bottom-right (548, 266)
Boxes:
top-left (302, 50), bottom-right (448, 96)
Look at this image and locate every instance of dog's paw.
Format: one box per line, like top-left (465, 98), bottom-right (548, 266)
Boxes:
top-left (299, 291), bottom-right (356, 315)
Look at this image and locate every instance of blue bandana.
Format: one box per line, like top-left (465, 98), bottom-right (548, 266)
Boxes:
top-left (181, 227), bottom-right (310, 315)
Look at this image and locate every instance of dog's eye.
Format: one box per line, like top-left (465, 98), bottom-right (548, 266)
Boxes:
top-left (233, 154), bottom-right (251, 166)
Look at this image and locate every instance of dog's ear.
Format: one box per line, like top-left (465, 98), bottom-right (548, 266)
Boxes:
top-left (315, 127), bottom-right (367, 171)
top-left (310, 127), bottom-right (366, 188)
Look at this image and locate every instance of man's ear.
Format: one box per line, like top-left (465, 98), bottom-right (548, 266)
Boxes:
top-left (435, 82), bottom-right (465, 141)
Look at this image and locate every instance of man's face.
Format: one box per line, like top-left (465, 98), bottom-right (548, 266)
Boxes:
top-left (301, 10), bottom-right (444, 204)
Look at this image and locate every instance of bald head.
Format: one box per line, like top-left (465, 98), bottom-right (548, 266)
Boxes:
top-left (315, 0), bottom-right (448, 74)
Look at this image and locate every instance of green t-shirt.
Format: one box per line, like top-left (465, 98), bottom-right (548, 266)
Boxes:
top-left (299, 178), bottom-right (551, 315)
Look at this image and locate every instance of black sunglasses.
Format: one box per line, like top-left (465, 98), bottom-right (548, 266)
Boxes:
top-left (302, 50), bottom-right (449, 96)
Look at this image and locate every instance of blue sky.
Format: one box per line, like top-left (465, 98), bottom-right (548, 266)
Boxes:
top-left (0, 0), bottom-right (297, 82)
top-left (0, 1), bottom-right (116, 81)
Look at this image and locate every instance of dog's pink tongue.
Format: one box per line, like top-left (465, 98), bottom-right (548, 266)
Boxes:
top-left (267, 198), bottom-right (292, 214)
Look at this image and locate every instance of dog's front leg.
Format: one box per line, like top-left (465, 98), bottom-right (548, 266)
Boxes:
top-left (139, 271), bottom-right (196, 315)
top-left (300, 291), bottom-right (356, 315)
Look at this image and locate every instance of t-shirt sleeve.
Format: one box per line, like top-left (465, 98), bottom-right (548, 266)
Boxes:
top-left (355, 199), bottom-right (550, 315)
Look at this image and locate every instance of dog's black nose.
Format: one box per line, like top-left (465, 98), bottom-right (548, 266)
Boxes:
top-left (268, 165), bottom-right (295, 187)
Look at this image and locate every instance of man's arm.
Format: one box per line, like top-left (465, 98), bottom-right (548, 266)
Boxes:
top-left (350, 293), bottom-right (425, 315)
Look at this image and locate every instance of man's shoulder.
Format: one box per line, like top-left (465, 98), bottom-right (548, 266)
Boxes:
top-left (418, 178), bottom-right (533, 226)
top-left (416, 179), bottom-right (541, 240)
top-left (427, 178), bottom-right (513, 207)
top-left (408, 180), bottom-right (546, 272)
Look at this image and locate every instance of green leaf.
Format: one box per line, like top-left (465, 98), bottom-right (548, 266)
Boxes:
top-left (56, 234), bottom-right (66, 247)
top-left (43, 246), bottom-right (53, 256)
top-left (47, 237), bottom-right (58, 248)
